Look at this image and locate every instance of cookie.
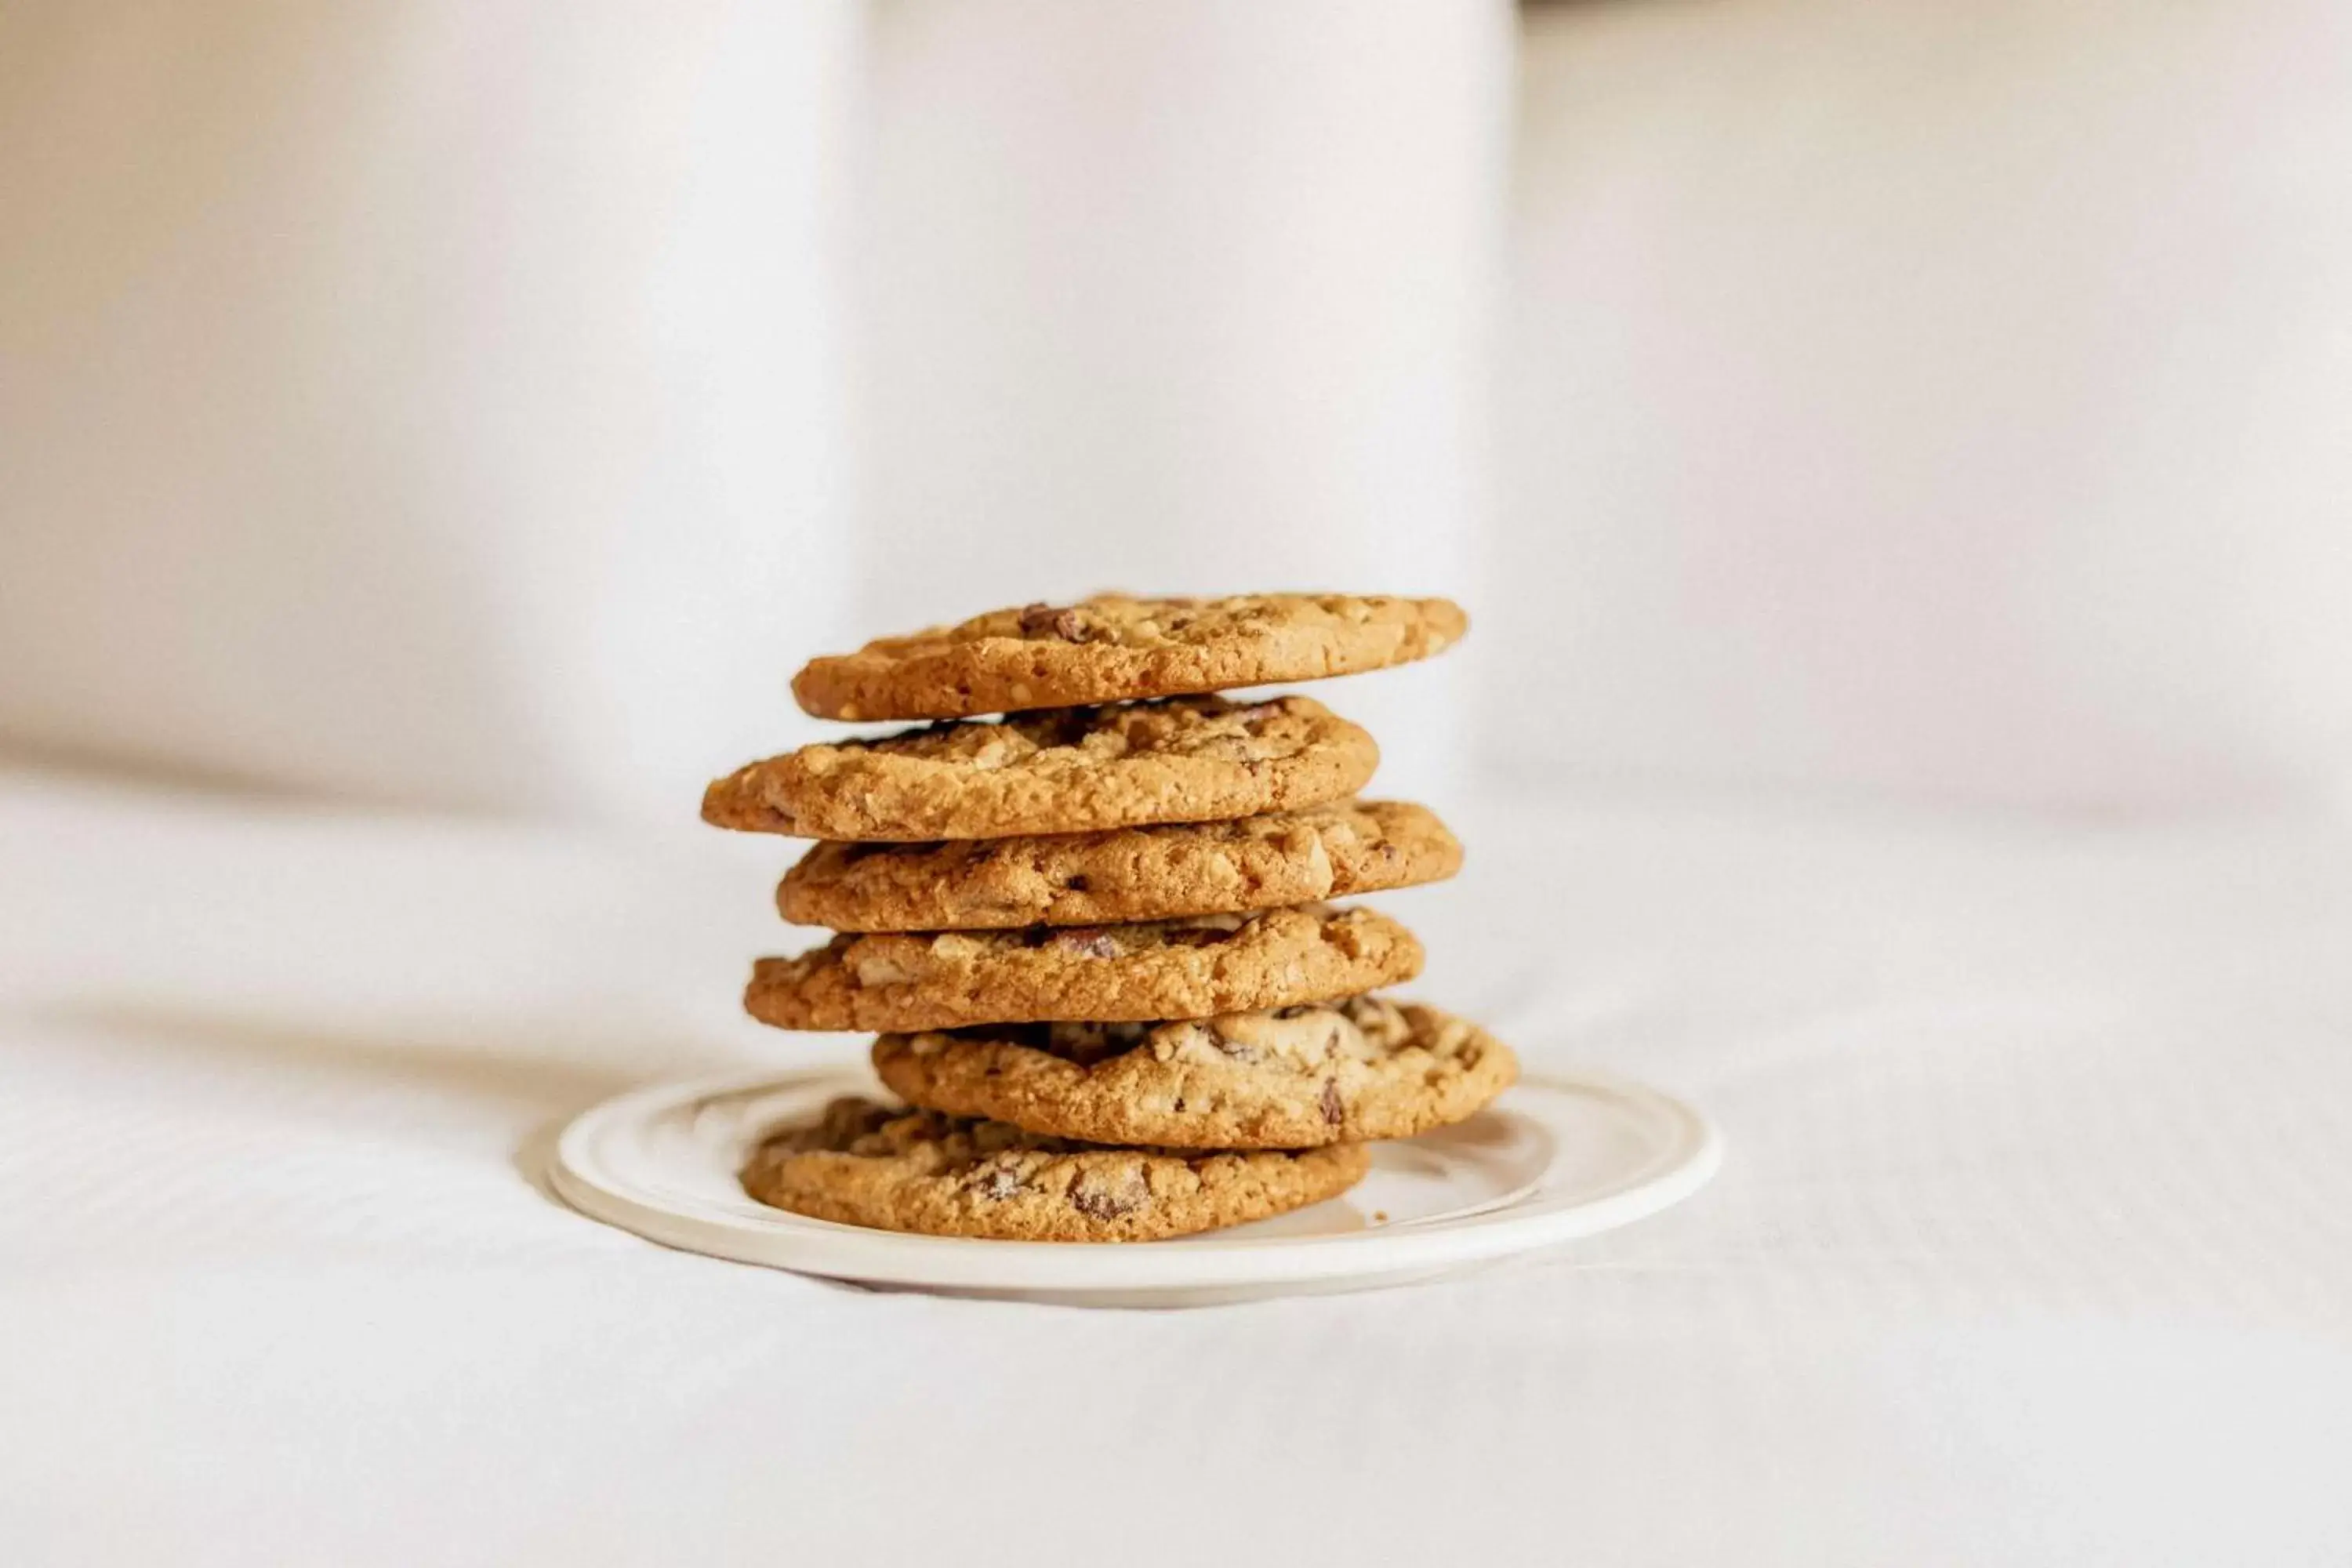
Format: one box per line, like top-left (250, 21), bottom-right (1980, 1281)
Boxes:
top-left (741, 1096), bottom-right (1370, 1241)
top-left (777, 799), bottom-right (1461, 932)
top-left (743, 904), bottom-right (1421, 1033)
top-left (792, 593), bottom-right (1468, 721)
top-left (873, 996), bottom-right (1517, 1149)
top-left (702, 695), bottom-right (1377, 841)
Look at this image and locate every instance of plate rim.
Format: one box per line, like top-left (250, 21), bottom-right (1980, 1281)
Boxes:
top-left (548, 1065), bottom-right (1722, 1293)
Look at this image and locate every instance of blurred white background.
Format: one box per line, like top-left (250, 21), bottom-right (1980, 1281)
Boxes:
top-left (1503, 0), bottom-right (2352, 812)
top-left (4, 0), bottom-right (2350, 818)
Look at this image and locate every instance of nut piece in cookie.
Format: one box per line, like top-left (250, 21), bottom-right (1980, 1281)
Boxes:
top-left (741, 1096), bottom-right (1371, 1242)
top-left (777, 799), bottom-right (1463, 931)
top-left (872, 996), bottom-right (1519, 1149)
top-left (702, 695), bottom-right (1378, 841)
top-left (742, 903), bottom-right (1424, 1033)
top-left (791, 592), bottom-right (1469, 720)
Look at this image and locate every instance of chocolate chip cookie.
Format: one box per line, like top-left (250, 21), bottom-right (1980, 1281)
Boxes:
top-left (702, 695), bottom-right (1377, 841)
top-left (777, 799), bottom-right (1461, 931)
top-left (872, 996), bottom-right (1518, 1149)
top-left (742, 1096), bottom-right (1370, 1241)
top-left (792, 593), bottom-right (1468, 721)
top-left (743, 904), bottom-right (1421, 1033)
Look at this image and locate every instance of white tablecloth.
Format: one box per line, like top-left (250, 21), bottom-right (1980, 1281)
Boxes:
top-left (4, 771), bottom-right (2348, 1566)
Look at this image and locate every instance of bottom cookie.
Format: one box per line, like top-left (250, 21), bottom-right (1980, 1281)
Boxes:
top-left (742, 1097), bottom-right (1370, 1243)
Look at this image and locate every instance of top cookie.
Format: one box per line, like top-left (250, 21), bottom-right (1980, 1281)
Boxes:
top-left (792, 593), bottom-right (1468, 721)
top-left (702, 695), bottom-right (1377, 840)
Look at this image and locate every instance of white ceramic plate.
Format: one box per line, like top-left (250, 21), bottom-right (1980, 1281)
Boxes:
top-left (549, 1067), bottom-right (1721, 1307)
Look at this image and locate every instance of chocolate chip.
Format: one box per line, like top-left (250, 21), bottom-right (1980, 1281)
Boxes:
top-left (968, 1164), bottom-right (1025, 1202)
top-left (1069, 1174), bottom-right (1145, 1218)
top-left (1030, 708), bottom-right (1102, 748)
top-left (1016, 602), bottom-right (1090, 641)
top-left (1320, 1077), bottom-right (1345, 1127)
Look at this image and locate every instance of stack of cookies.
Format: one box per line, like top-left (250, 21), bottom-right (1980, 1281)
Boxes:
top-left (701, 593), bottom-right (1518, 1243)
